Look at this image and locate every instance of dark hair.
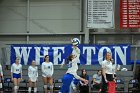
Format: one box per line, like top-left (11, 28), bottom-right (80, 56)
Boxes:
top-left (81, 69), bottom-right (87, 79)
top-left (65, 54), bottom-right (73, 64)
top-left (97, 70), bottom-right (102, 74)
top-left (15, 57), bottom-right (20, 64)
top-left (44, 55), bottom-right (49, 62)
top-left (29, 60), bottom-right (35, 65)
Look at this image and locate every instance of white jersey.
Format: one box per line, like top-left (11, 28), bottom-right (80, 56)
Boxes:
top-left (28, 66), bottom-right (38, 82)
top-left (101, 60), bottom-right (113, 74)
top-left (11, 63), bottom-right (22, 74)
top-left (72, 47), bottom-right (80, 63)
top-left (66, 57), bottom-right (80, 79)
top-left (0, 64), bottom-right (3, 76)
top-left (41, 62), bottom-right (54, 77)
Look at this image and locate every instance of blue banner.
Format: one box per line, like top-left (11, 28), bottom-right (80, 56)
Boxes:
top-left (10, 44), bottom-right (130, 65)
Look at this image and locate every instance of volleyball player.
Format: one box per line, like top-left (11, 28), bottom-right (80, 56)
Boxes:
top-left (11, 57), bottom-right (22, 93)
top-left (71, 40), bottom-right (80, 65)
top-left (28, 60), bottom-right (38, 93)
top-left (70, 39), bottom-right (80, 93)
top-left (60, 54), bottom-right (88, 93)
top-left (61, 38), bottom-right (81, 93)
top-left (41, 55), bottom-right (54, 93)
top-left (0, 64), bottom-right (3, 89)
top-left (61, 38), bottom-right (80, 67)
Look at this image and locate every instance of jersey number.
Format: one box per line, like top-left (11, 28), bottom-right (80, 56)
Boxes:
top-left (67, 63), bottom-right (72, 68)
top-left (16, 69), bottom-right (19, 71)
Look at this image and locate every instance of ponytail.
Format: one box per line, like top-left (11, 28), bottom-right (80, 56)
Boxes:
top-left (64, 54), bottom-right (73, 65)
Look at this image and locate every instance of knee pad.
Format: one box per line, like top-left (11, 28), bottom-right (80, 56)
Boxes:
top-left (0, 83), bottom-right (2, 88)
top-left (14, 86), bottom-right (18, 90)
top-left (44, 85), bottom-right (47, 89)
top-left (28, 87), bottom-right (31, 92)
top-left (34, 87), bottom-right (37, 92)
top-left (72, 86), bottom-right (76, 90)
top-left (17, 86), bottom-right (19, 90)
top-left (50, 85), bottom-right (53, 89)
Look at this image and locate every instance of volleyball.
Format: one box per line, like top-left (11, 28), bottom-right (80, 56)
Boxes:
top-left (71, 38), bottom-right (80, 46)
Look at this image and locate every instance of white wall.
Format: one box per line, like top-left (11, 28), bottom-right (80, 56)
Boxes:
top-left (0, 0), bottom-right (26, 33)
top-left (0, 0), bottom-right (81, 34)
top-left (0, 0), bottom-right (139, 45)
top-left (0, 0), bottom-right (140, 62)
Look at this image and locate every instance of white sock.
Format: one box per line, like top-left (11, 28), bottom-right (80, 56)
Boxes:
top-left (17, 86), bottom-right (19, 90)
top-left (34, 87), bottom-right (37, 93)
top-left (44, 85), bottom-right (47, 89)
top-left (28, 87), bottom-right (31, 92)
top-left (0, 83), bottom-right (2, 88)
top-left (14, 86), bottom-right (18, 93)
top-left (50, 85), bottom-right (53, 89)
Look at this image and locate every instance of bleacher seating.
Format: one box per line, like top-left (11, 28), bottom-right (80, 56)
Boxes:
top-left (128, 79), bottom-right (139, 93)
top-left (116, 79), bottom-right (124, 92)
top-left (2, 65), bottom-right (135, 93)
top-left (54, 79), bottom-right (62, 92)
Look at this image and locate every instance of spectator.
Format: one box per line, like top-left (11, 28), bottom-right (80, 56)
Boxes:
top-left (111, 59), bottom-right (117, 81)
top-left (92, 70), bottom-right (102, 91)
top-left (101, 52), bottom-right (114, 93)
top-left (79, 69), bottom-right (89, 93)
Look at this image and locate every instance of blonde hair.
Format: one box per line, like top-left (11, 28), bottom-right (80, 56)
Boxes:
top-left (105, 52), bottom-right (111, 60)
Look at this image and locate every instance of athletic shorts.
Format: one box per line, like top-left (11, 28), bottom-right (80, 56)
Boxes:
top-left (13, 73), bottom-right (21, 79)
top-left (42, 73), bottom-right (52, 78)
top-left (29, 77), bottom-right (37, 82)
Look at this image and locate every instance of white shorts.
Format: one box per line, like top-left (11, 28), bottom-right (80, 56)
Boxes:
top-left (29, 77), bottom-right (37, 82)
top-left (42, 73), bottom-right (52, 77)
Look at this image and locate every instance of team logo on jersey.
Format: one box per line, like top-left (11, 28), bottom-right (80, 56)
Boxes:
top-left (48, 66), bottom-right (51, 69)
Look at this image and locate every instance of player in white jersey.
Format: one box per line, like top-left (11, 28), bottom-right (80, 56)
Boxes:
top-left (28, 60), bottom-right (38, 93)
top-left (11, 57), bottom-right (22, 93)
top-left (72, 46), bottom-right (80, 67)
top-left (0, 64), bottom-right (3, 89)
top-left (41, 55), bottom-right (54, 93)
top-left (71, 38), bottom-right (80, 65)
top-left (70, 38), bottom-right (80, 93)
top-left (60, 54), bottom-right (88, 93)
top-left (60, 38), bottom-right (83, 93)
